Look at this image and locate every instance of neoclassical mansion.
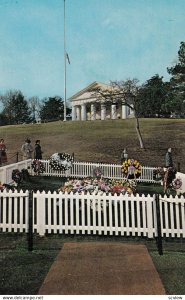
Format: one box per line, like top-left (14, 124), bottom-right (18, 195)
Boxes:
top-left (69, 81), bottom-right (134, 121)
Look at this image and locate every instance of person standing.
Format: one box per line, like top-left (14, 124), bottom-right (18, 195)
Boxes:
top-left (121, 148), bottom-right (128, 164)
top-left (165, 148), bottom-right (173, 168)
top-left (0, 138), bottom-right (7, 166)
top-left (21, 138), bottom-right (33, 160)
top-left (164, 148), bottom-right (175, 193)
top-left (34, 140), bottom-right (43, 160)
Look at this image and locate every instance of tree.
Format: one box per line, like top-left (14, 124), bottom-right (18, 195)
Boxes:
top-left (28, 96), bottom-right (41, 122)
top-left (136, 75), bottom-right (171, 118)
top-left (40, 96), bottom-right (71, 121)
top-left (167, 41), bottom-right (185, 115)
top-left (0, 113), bottom-right (9, 126)
top-left (0, 90), bottom-right (32, 124)
top-left (91, 79), bottom-right (145, 149)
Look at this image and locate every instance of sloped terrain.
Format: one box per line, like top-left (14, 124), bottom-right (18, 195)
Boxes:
top-left (1, 118), bottom-right (185, 172)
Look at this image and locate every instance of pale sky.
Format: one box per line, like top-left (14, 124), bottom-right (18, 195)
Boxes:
top-left (0, 0), bottom-right (185, 102)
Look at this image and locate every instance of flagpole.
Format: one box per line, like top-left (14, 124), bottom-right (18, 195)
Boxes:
top-left (63, 0), bottom-right (67, 121)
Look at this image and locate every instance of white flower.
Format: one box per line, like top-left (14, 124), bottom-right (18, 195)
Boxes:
top-left (51, 153), bottom-right (60, 161)
top-left (49, 152), bottom-right (73, 171)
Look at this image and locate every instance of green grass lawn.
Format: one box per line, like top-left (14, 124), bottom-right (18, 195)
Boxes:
top-left (18, 175), bottom-right (66, 192)
top-left (1, 118), bottom-right (185, 172)
top-left (0, 234), bottom-right (185, 295)
top-left (150, 250), bottom-right (185, 295)
top-left (0, 234), bottom-right (60, 295)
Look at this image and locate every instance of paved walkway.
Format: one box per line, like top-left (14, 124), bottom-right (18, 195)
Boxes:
top-left (38, 242), bottom-right (166, 295)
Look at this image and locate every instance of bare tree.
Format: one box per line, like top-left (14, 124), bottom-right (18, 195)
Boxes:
top-left (91, 79), bottom-right (145, 149)
top-left (28, 96), bottom-right (41, 121)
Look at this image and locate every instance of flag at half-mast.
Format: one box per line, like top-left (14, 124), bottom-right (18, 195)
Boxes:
top-left (66, 52), bottom-right (70, 64)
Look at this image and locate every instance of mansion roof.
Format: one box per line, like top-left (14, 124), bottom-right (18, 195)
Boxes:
top-left (69, 81), bottom-right (111, 105)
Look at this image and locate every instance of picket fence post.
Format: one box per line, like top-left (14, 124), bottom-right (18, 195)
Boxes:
top-left (155, 194), bottom-right (163, 255)
top-left (28, 190), bottom-right (33, 251)
top-left (36, 191), bottom-right (46, 236)
top-left (146, 194), bottom-right (154, 238)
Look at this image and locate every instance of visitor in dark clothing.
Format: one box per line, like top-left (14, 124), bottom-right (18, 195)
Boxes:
top-left (34, 140), bottom-right (43, 160)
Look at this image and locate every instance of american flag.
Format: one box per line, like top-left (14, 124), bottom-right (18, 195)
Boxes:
top-left (66, 52), bottom-right (70, 64)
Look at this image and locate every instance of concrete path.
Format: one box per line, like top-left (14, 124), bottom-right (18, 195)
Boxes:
top-left (38, 242), bottom-right (166, 295)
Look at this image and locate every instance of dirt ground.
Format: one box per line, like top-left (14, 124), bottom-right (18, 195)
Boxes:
top-left (38, 242), bottom-right (166, 295)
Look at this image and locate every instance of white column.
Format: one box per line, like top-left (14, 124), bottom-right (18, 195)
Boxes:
top-left (111, 103), bottom-right (117, 119)
top-left (72, 106), bottom-right (77, 121)
top-left (81, 103), bottom-right (87, 121)
top-left (76, 106), bottom-right (81, 121)
top-left (101, 103), bottom-right (106, 120)
top-left (122, 104), bottom-right (127, 119)
top-left (91, 104), bottom-right (96, 121)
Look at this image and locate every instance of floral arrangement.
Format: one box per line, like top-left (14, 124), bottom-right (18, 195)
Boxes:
top-left (12, 169), bottom-right (23, 185)
top-left (122, 159), bottom-right (142, 178)
top-left (172, 177), bottom-right (182, 190)
top-left (153, 167), bottom-right (165, 181)
top-left (93, 167), bottom-right (103, 178)
top-left (154, 166), bottom-right (177, 193)
top-left (31, 160), bottom-right (45, 174)
top-left (153, 166), bottom-right (176, 185)
top-left (59, 177), bottom-right (136, 195)
top-left (49, 152), bottom-right (74, 171)
top-left (164, 167), bottom-right (176, 183)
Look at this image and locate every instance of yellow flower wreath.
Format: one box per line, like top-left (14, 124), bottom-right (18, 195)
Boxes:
top-left (122, 158), bottom-right (142, 178)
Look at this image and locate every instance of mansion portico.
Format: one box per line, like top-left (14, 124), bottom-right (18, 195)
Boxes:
top-left (69, 81), bottom-right (134, 121)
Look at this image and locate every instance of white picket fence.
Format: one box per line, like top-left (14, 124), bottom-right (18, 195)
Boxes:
top-left (0, 189), bottom-right (185, 238)
top-left (159, 194), bottom-right (185, 237)
top-left (0, 159), bottom-right (157, 185)
top-left (0, 160), bottom-right (32, 185)
top-left (36, 160), bottom-right (157, 183)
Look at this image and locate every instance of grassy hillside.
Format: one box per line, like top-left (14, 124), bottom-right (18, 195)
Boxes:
top-left (1, 118), bottom-right (185, 172)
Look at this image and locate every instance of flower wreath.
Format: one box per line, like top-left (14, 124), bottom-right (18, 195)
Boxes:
top-left (153, 167), bottom-right (165, 181)
top-left (172, 177), bottom-right (182, 190)
top-left (49, 152), bottom-right (74, 171)
top-left (31, 160), bottom-right (45, 174)
top-left (12, 169), bottom-right (23, 184)
top-left (93, 167), bottom-right (103, 178)
top-left (122, 158), bottom-right (142, 178)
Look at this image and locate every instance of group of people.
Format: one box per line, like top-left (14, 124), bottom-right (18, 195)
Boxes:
top-left (0, 138), bottom-right (42, 166)
top-left (0, 138), bottom-right (43, 166)
top-left (21, 139), bottom-right (43, 160)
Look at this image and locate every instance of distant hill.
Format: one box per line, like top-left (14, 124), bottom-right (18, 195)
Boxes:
top-left (1, 118), bottom-right (185, 172)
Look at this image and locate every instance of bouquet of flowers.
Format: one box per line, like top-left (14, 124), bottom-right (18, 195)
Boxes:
top-left (12, 169), bottom-right (23, 185)
top-left (109, 179), bottom-right (137, 195)
top-left (172, 177), bottom-right (182, 190)
top-left (49, 152), bottom-right (74, 171)
top-left (31, 160), bottom-right (45, 174)
top-left (153, 167), bottom-right (165, 181)
top-left (59, 177), bottom-right (136, 195)
top-left (122, 159), bottom-right (142, 178)
top-left (93, 167), bottom-right (104, 178)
